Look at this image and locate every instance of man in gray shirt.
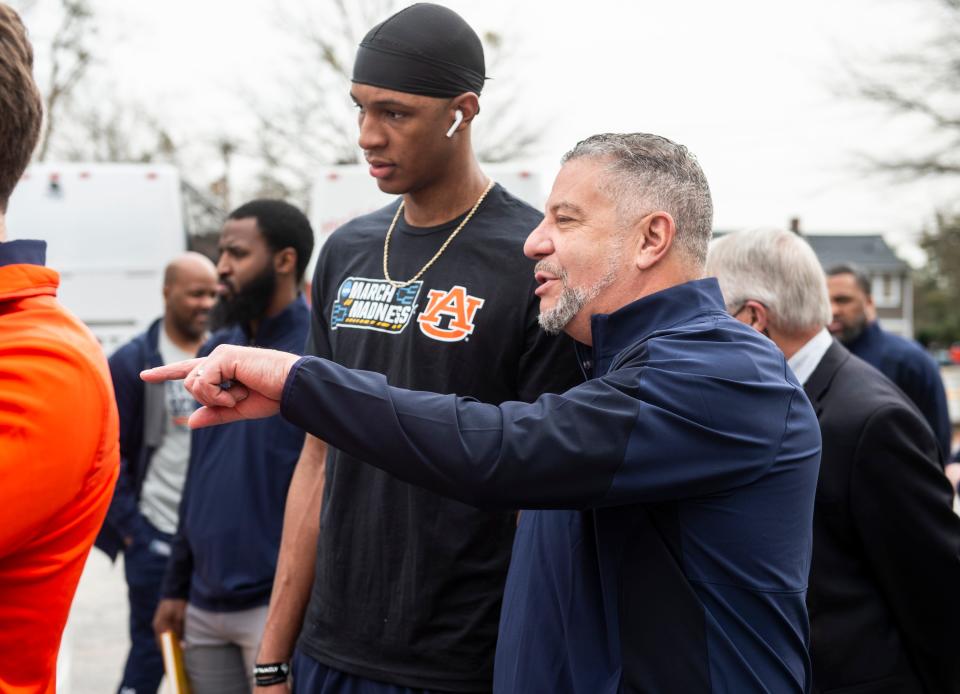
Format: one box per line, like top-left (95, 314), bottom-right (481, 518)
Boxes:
top-left (96, 252), bottom-right (217, 694)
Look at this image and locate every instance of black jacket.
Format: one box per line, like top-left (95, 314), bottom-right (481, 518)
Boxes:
top-left (805, 341), bottom-right (960, 693)
top-left (846, 320), bottom-right (952, 462)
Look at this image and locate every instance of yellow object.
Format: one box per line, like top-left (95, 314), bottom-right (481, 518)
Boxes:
top-left (159, 631), bottom-right (191, 694)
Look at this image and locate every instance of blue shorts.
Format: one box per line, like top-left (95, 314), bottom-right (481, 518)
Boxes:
top-left (291, 650), bottom-right (451, 694)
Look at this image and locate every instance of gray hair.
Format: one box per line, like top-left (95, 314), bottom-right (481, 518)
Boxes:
top-left (705, 228), bottom-right (832, 334)
top-left (562, 133), bottom-right (714, 267)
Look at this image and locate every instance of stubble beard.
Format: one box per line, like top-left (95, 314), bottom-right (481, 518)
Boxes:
top-left (835, 312), bottom-right (868, 345)
top-left (536, 261), bottom-right (618, 336)
top-left (171, 310), bottom-right (209, 342)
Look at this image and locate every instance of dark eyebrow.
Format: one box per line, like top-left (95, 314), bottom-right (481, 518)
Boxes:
top-left (372, 99), bottom-right (416, 110)
top-left (349, 91), bottom-right (416, 111)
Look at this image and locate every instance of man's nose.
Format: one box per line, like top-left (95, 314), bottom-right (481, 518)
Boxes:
top-left (358, 114), bottom-right (387, 151)
top-left (523, 220), bottom-right (553, 260)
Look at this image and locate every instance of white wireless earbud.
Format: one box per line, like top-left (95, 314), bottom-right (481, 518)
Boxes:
top-left (445, 109), bottom-right (464, 138)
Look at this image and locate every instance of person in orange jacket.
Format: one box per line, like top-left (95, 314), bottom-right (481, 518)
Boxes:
top-left (0, 5), bottom-right (120, 692)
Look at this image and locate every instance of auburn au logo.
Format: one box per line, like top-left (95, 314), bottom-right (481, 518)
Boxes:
top-left (417, 285), bottom-right (485, 342)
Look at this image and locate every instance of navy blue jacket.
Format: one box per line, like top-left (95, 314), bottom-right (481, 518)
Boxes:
top-left (161, 296), bottom-right (309, 611)
top-left (280, 279), bottom-right (822, 693)
top-left (95, 318), bottom-right (165, 560)
top-left (847, 321), bottom-right (951, 462)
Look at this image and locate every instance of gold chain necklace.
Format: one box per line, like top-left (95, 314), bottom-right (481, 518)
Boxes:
top-left (382, 179), bottom-right (495, 288)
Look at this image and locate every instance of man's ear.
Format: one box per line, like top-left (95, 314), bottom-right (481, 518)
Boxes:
top-left (450, 92), bottom-right (480, 126)
top-left (634, 211), bottom-right (676, 271)
top-left (274, 247), bottom-right (297, 277)
top-left (743, 300), bottom-right (770, 333)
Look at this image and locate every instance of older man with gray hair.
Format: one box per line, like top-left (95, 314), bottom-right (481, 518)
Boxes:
top-left (145, 133), bottom-right (821, 693)
top-left (708, 228), bottom-right (960, 694)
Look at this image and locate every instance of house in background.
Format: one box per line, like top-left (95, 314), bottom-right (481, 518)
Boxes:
top-left (804, 233), bottom-right (913, 338)
top-left (713, 224), bottom-right (915, 339)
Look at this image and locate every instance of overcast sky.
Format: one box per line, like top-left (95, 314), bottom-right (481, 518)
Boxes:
top-left (19, 0), bottom-right (954, 262)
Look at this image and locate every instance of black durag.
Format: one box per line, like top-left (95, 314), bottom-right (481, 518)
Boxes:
top-left (352, 3), bottom-right (487, 98)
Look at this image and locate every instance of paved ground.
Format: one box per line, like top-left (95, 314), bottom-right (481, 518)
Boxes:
top-left (58, 550), bottom-right (133, 693)
top-left (52, 495), bottom-right (960, 693)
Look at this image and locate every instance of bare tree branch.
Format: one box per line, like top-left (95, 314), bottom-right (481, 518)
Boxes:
top-left (845, 0), bottom-right (960, 184)
top-left (853, 79), bottom-right (960, 130)
top-left (36, 0), bottom-right (94, 161)
top-left (845, 0), bottom-right (960, 341)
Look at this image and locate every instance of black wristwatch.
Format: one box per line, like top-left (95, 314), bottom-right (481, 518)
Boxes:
top-left (253, 662), bottom-right (290, 687)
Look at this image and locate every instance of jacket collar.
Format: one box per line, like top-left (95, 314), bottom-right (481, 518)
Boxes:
top-left (144, 317), bottom-right (165, 365)
top-left (0, 239), bottom-right (46, 266)
top-left (0, 240), bottom-right (59, 301)
top-left (589, 278), bottom-right (728, 367)
top-left (845, 319), bottom-right (882, 352)
top-left (245, 293), bottom-right (308, 346)
top-left (802, 340), bottom-right (850, 416)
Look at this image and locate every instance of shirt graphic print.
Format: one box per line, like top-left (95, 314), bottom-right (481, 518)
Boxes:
top-left (331, 277), bottom-right (486, 343)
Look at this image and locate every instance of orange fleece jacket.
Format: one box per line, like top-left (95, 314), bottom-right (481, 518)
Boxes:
top-left (0, 246), bottom-right (119, 693)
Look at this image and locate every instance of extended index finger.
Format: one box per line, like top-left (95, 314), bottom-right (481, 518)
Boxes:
top-left (140, 358), bottom-right (204, 383)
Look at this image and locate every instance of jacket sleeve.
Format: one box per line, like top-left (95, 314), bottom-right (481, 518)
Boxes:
top-left (102, 343), bottom-right (146, 542)
top-left (304, 243), bottom-right (333, 360)
top-left (280, 356), bottom-right (804, 510)
top-left (159, 430), bottom-right (198, 600)
top-left (923, 368), bottom-right (952, 464)
top-left (160, 528), bottom-right (193, 600)
top-left (896, 357), bottom-right (952, 463)
top-left (850, 403), bottom-right (960, 693)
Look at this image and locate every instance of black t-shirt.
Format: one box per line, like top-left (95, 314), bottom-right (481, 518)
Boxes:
top-left (298, 184), bottom-right (584, 692)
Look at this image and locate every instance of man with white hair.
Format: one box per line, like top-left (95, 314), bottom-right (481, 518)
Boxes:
top-left (145, 133), bottom-right (821, 693)
top-left (707, 228), bottom-right (960, 694)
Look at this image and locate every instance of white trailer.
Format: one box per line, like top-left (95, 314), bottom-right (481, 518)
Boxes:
top-left (6, 163), bottom-right (187, 354)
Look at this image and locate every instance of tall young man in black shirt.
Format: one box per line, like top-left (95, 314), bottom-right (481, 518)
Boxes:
top-left (255, 4), bottom-right (581, 692)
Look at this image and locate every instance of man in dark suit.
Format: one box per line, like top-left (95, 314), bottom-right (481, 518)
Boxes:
top-left (708, 228), bottom-right (960, 694)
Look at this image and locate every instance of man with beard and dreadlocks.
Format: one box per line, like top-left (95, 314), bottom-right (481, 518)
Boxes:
top-left (153, 200), bottom-right (314, 693)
